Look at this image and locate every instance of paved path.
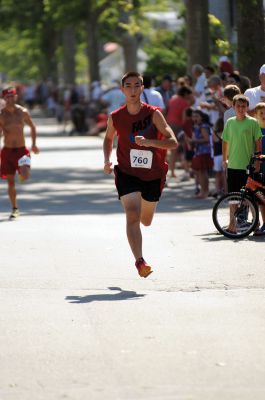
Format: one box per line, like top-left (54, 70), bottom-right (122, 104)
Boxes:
top-left (1, 117), bottom-right (265, 400)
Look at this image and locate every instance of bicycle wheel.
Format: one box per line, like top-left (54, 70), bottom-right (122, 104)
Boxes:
top-left (212, 191), bottom-right (259, 239)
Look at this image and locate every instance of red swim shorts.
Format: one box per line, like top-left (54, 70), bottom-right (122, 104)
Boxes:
top-left (0, 147), bottom-right (30, 179)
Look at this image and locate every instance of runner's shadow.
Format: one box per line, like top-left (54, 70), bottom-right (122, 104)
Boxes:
top-left (65, 286), bottom-right (145, 304)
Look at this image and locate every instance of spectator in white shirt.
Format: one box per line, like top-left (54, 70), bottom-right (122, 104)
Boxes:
top-left (191, 64), bottom-right (207, 107)
top-left (140, 75), bottom-right (165, 111)
top-left (244, 64), bottom-right (265, 115)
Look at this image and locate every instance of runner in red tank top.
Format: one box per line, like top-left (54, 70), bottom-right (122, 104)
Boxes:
top-left (112, 103), bottom-right (168, 182)
top-left (103, 72), bottom-right (177, 278)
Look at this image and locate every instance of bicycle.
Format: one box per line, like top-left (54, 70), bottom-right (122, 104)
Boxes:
top-left (212, 154), bottom-right (265, 239)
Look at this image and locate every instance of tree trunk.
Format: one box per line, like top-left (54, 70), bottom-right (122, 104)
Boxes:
top-left (62, 25), bottom-right (76, 86)
top-left (40, 21), bottom-right (58, 83)
top-left (236, 0), bottom-right (265, 86)
top-left (186, 0), bottom-right (210, 72)
top-left (119, 8), bottom-right (138, 73)
top-left (87, 15), bottom-right (100, 82)
top-left (121, 33), bottom-right (138, 72)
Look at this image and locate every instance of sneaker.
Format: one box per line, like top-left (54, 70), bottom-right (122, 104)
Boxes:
top-left (9, 208), bottom-right (19, 219)
top-left (135, 257), bottom-right (153, 278)
top-left (18, 174), bottom-right (26, 183)
top-left (253, 223), bottom-right (265, 236)
top-left (237, 221), bottom-right (252, 230)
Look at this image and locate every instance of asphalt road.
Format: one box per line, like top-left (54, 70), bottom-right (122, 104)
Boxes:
top-left (0, 117), bottom-right (265, 400)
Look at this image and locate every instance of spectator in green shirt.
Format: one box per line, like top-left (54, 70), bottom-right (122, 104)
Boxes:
top-left (222, 94), bottom-right (262, 232)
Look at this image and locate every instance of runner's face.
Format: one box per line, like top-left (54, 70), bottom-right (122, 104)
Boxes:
top-left (122, 77), bottom-right (143, 103)
top-left (4, 94), bottom-right (16, 105)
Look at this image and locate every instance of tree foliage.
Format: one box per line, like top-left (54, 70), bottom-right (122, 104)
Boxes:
top-left (0, 0), bottom-right (258, 85)
top-left (144, 30), bottom-right (187, 81)
top-left (0, 27), bottom-right (41, 81)
top-left (208, 14), bottom-right (231, 65)
top-left (0, 0), bottom-right (170, 82)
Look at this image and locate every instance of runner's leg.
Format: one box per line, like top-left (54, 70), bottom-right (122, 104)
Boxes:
top-left (7, 175), bottom-right (17, 209)
top-left (120, 192), bottom-right (142, 260)
top-left (19, 165), bottom-right (30, 181)
top-left (140, 198), bottom-right (158, 226)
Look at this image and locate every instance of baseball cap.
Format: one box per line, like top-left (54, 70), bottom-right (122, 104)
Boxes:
top-left (259, 65), bottom-right (265, 75)
top-left (2, 87), bottom-right (16, 97)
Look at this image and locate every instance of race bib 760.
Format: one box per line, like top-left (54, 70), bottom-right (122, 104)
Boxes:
top-left (130, 149), bottom-right (153, 169)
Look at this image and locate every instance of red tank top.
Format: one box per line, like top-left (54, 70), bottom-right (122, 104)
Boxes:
top-left (111, 103), bottom-right (168, 181)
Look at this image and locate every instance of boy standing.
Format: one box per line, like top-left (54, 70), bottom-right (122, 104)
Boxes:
top-left (103, 72), bottom-right (177, 278)
top-left (253, 102), bottom-right (265, 235)
top-left (222, 94), bottom-right (262, 231)
top-left (222, 84), bottom-right (241, 124)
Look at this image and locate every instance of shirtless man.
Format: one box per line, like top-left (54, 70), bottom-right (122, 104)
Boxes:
top-left (103, 72), bottom-right (177, 278)
top-left (0, 87), bottom-right (39, 219)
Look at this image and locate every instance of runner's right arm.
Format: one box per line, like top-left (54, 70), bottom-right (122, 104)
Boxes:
top-left (103, 115), bottom-right (116, 174)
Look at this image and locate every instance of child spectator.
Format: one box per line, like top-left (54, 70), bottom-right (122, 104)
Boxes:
top-left (253, 102), bottom-right (265, 236)
top-left (212, 117), bottom-right (227, 197)
top-left (222, 94), bottom-right (262, 232)
top-left (190, 110), bottom-right (213, 198)
top-left (222, 84), bottom-right (241, 124)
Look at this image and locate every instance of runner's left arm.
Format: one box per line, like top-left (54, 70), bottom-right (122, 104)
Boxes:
top-left (23, 110), bottom-right (39, 154)
top-left (135, 109), bottom-right (178, 149)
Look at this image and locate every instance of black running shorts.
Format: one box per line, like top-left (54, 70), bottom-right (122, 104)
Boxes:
top-left (114, 166), bottom-right (164, 202)
top-left (227, 168), bottom-right (248, 193)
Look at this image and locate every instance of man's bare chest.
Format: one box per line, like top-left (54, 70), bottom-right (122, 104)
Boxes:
top-left (1, 111), bottom-right (24, 131)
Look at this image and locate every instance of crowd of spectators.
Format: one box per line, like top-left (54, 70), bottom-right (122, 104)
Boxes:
top-left (145, 56), bottom-right (262, 201)
top-left (3, 55), bottom-right (264, 203)
top-left (0, 79), bottom-right (120, 136)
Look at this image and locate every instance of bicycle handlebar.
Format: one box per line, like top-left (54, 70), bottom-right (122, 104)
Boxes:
top-left (250, 154), bottom-right (265, 162)
top-left (246, 154), bottom-right (265, 173)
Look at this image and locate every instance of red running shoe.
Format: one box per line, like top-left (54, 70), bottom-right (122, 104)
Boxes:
top-left (135, 257), bottom-right (153, 278)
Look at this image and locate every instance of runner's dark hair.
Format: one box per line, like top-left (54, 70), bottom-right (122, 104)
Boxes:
top-left (121, 72), bottom-right (143, 86)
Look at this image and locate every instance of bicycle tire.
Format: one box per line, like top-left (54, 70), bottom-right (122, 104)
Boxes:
top-left (212, 191), bottom-right (259, 239)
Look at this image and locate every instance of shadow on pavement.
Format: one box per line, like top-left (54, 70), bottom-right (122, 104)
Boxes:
top-left (198, 231), bottom-right (265, 243)
top-left (0, 167), bottom-right (217, 216)
top-left (65, 287), bottom-right (145, 303)
top-left (37, 145), bottom-right (104, 153)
